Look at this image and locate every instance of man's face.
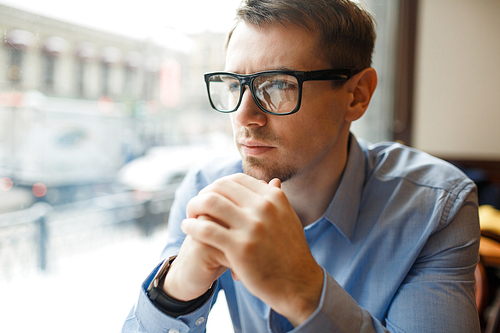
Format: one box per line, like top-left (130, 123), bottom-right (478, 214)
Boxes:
top-left (225, 22), bottom-right (352, 183)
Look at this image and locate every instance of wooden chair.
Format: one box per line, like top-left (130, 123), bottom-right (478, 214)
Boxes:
top-left (478, 230), bottom-right (500, 333)
top-left (476, 258), bottom-right (489, 328)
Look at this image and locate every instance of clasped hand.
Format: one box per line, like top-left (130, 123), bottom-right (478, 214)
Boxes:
top-left (164, 173), bottom-right (323, 326)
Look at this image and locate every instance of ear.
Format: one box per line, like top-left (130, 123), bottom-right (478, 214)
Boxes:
top-left (344, 68), bottom-right (377, 122)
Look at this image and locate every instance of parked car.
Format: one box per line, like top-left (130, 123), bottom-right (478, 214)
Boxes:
top-left (117, 133), bottom-right (236, 234)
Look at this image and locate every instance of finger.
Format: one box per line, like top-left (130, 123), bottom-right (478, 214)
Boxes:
top-left (181, 217), bottom-right (232, 253)
top-left (231, 270), bottom-right (240, 281)
top-left (269, 178), bottom-right (281, 188)
top-left (230, 174), bottom-right (285, 207)
top-left (185, 234), bottom-right (232, 269)
top-left (229, 173), bottom-right (275, 193)
top-left (229, 174), bottom-right (284, 200)
top-left (199, 175), bottom-right (260, 205)
top-left (201, 173), bottom-right (280, 207)
top-left (186, 192), bottom-right (245, 228)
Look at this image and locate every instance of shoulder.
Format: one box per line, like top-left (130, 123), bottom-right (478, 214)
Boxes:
top-left (182, 153), bottom-right (243, 192)
top-left (357, 142), bottom-right (481, 253)
top-left (359, 139), bottom-right (474, 194)
top-left (357, 139), bottom-right (477, 227)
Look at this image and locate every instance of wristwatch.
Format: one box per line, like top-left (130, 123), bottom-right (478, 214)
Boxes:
top-left (147, 255), bottom-right (177, 302)
top-left (146, 255), bottom-right (215, 317)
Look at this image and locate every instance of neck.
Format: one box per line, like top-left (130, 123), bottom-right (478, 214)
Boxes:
top-left (282, 132), bottom-right (350, 228)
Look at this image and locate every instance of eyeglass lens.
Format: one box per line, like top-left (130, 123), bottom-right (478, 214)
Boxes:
top-left (208, 73), bottom-right (300, 114)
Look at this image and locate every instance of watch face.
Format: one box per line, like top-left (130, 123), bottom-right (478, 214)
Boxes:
top-left (147, 256), bottom-right (176, 293)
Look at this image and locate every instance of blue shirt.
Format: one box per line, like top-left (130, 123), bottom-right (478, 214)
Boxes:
top-left (122, 135), bottom-right (480, 333)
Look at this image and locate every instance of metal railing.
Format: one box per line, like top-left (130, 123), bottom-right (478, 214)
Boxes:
top-left (0, 186), bottom-right (177, 281)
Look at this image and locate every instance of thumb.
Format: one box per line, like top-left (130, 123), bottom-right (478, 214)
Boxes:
top-left (269, 178), bottom-right (281, 188)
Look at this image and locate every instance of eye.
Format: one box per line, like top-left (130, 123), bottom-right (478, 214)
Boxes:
top-left (257, 75), bottom-right (298, 93)
top-left (270, 80), bottom-right (297, 91)
top-left (227, 81), bottom-right (240, 93)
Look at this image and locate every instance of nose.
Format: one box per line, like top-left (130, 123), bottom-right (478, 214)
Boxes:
top-left (231, 86), bottom-right (267, 127)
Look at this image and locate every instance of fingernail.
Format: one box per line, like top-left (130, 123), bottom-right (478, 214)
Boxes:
top-left (181, 219), bottom-right (190, 233)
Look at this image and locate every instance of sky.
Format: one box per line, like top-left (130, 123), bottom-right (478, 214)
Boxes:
top-left (0, 0), bottom-right (241, 41)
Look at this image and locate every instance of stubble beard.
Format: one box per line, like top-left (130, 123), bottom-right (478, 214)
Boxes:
top-left (242, 157), bottom-right (297, 184)
top-left (237, 128), bottom-right (298, 183)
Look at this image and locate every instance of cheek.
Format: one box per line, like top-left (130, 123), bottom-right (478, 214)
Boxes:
top-left (295, 102), bottom-right (346, 139)
top-left (289, 111), bottom-right (346, 163)
top-left (230, 115), bottom-right (240, 133)
top-left (300, 87), bottom-right (348, 126)
top-left (276, 116), bottom-right (334, 155)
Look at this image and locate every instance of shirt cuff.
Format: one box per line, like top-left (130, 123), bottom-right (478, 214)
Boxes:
top-left (133, 262), bottom-right (217, 333)
top-left (269, 267), bottom-right (364, 333)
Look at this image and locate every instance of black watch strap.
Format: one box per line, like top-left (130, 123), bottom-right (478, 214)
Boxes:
top-left (146, 256), bottom-right (215, 317)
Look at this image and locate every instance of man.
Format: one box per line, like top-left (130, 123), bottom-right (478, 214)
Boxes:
top-left (123, 0), bottom-right (480, 332)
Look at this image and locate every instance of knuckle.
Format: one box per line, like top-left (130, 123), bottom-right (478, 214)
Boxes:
top-left (215, 174), bottom-right (236, 187)
top-left (186, 198), bottom-right (198, 217)
top-left (198, 223), bottom-right (216, 239)
top-left (251, 219), bottom-right (267, 237)
top-left (187, 192), bottom-right (221, 217)
top-left (238, 234), bottom-right (259, 256)
top-left (257, 197), bottom-right (276, 216)
top-left (210, 177), bottom-right (226, 188)
top-left (202, 192), bottom-right (220, 209)
top-left (231, 173), bottom-right (247, 181)
top-left (199, 177), bottom-right (225, 194)
top-left (244, 212), bottom-right (267, 237)
top-left (270, 187), bottom-right (287, 202)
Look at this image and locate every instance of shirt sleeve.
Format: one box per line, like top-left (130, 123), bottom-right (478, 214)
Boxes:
top-left (268, 269), bottom-right (384, 333)
top-left (269, 187), bottom-right (480, 333)
top-left (383, 188), bottom-right (481, 332)
top-left (121, 261), bottom-right (219, 333)
top-left (122, 167), bottom-right (222, 333)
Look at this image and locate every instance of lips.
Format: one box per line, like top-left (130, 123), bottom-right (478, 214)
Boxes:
top-left (239, 140), bottom-right (275, 156)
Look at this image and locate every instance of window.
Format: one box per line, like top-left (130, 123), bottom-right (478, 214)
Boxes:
top-left (41, 36), bottom-right (67, 94)
top-left (142, 56), bottom-right (160, 101)
top-left (43, 53), bottom-right (56, 92)
top-left (75, 42), bottom-right (95, 98)
top-left (123, 51), bottom-right (141, 99)
top-left (5, 30), bottom-right (33, 89)
top-left (349, 0), bottom-right (400, 143)
top-left (100, 46), bottom-right (121, 97)
top-left (8, 48), bottom-right (23, 86)
top-left (0, 2), bottom-right (409, 332)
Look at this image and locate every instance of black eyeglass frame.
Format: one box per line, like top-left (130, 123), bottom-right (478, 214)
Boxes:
top-left (204, 68), bottom-right (359, 116)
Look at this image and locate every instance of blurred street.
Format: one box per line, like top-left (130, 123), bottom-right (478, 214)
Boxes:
top-left (0, 226), bottom-right (234, 332)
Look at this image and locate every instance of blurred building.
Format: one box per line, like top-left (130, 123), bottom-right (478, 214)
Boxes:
top-left (0, 4), bottom-right (227, 207)
top-left (1, 5), bottom-right (172, 102)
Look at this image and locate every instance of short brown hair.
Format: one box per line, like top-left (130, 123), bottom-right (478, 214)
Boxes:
top-left (227, 0), bottom-right (376, 71)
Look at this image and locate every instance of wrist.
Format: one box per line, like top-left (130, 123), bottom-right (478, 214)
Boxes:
top-left (147, 256), bottom-right (217, 317)
top-left (282, 265), bottom-right (324, 327)
top-left (147, 255), bottom-right (177, 301)
top-left (162, 257), bottom-right (214, 302)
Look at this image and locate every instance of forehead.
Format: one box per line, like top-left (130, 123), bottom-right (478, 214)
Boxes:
top-left (225, 22), bottom-right (328, 73)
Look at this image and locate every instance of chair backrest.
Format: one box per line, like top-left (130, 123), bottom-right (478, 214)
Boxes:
top-left (475, 258), bottom-right (489, 322)
top-left (478, 230), bottom-right (500, 333)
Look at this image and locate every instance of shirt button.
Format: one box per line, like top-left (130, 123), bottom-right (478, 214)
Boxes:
top-left (195, 316), bottom-right (205, 326)
top-left (168, 329), bottom-right (179, 333)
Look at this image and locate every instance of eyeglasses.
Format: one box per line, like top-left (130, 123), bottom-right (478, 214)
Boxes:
top-left (204, 69), bottom-right (357, 116)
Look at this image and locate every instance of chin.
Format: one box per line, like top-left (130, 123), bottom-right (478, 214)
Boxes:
top-left (242, 157), bottom-right (296, 183)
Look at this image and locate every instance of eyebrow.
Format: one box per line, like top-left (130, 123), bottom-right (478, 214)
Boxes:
top-left (273, 66), bottom-right (297, 71)
top-left (223, 66), bottom-right (299, 74)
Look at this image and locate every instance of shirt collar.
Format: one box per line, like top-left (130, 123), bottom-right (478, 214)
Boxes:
top-left (323, 134), bottom-right (366, 243)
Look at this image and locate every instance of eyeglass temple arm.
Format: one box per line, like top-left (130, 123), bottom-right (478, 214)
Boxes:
top-left (303, 69), bottom-right (358, 81)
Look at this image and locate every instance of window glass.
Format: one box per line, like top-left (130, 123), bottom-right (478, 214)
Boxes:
top-left (350, 0), bottom-right (399, 143)
top-left (0, 1), bottom-right (398, 331)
